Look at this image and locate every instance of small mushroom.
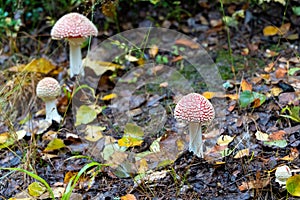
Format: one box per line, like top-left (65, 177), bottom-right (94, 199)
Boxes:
top-left (36, 77), bottom-right (62, 123)
top-left (51, 12), bottom-right (98, 77)
top-left (174, 93), bottom-right (215, 158)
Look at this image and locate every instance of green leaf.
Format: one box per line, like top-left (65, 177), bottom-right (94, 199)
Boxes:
top-left (124, 123), bottom-right (144, 138)
top-left (239, 90), bottom-right (254, 107)
top-left (75, 105), bottom-right (101, 126)
top-left (288, 67), bottom-right (300, 76)
top-left (28, 182), bottom-right (46, 197)
top-left (44, 138), bottom-right (66, 152)
top-left (118, 123), bottom-right (144, 147)
top-left (264, 140), bottom-right (287, 148)
top-left (292, 6), bottom-right (300, 16)
top-left (287, 175), bottom-right (300, 197)
top-left (281, 106), bottom-right (300, 123)
top-left (239, 91), bottom-right (266, 108)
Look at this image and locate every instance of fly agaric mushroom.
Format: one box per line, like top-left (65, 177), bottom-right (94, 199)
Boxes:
top-left (174, 93), bottom-right (215, 158)
top-left (36, 77), bottom-right (62, 123)
top-left (51, 12), bottom-right (98, 77)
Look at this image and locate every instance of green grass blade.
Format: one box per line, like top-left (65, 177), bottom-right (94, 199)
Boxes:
top-left (1, 167), bottom-right (54, 199)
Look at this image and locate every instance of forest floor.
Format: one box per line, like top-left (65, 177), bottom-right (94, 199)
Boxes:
top-left (0, 0), bottom-right (300, 199)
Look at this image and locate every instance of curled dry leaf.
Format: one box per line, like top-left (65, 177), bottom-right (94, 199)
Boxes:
top-left (175, 39), bottom-right (199, 49)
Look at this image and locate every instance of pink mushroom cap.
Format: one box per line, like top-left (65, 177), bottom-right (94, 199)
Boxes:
top-left (174, 93), bottom-right (215, 124)
top-left (51, 12), bottom-right (98, 40)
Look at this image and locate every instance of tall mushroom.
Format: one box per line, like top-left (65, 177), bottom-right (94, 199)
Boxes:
top-left (36, 77), bottom-right (62, 123)
top-left (51, 12), bottom-right (98, 78)
top-left (174, 93), bottom-right (215, 158)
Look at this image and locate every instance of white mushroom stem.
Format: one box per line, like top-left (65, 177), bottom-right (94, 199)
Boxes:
top-left (189, 122), bottom-right (203, 158)
top-left (45, 100), bottom-right (62, 123)
top-left (68, 38), bottom-right (86, 77)
top-left (69, 43), bottom-right (83, 77)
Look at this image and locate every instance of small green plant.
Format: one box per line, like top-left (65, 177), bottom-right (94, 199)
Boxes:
top-left (280, 106), bottom-right (300, 123)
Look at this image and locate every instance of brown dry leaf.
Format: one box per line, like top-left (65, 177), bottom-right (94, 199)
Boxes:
top-left (268, 130), bottom-right (286, 141)
top-left (234, 148), bottom-right (250, 159)
top-left (171, 55), bottom-right (183, 62)
top-left (83, 57), bottom-right (124, 76)
top-left (159, 82), bottom-right (168, 88)
top-left (64, 171), bottom-right (78, 183)
top-left (241, 79), bottom-right (252, 91)
top-left (278, 23), bottom-right (290, 35)
top-left (280, 148), bottom-right (299, 161)
top-left (264, 63), bottom-right (275, 72)
top-left (120, 194), bottom-right (137, 200)
top-left (275, 68), bottom-right (287, 78)
top-left (175, 39), bottom-right (199, 49)
top-left (264, 49), bottom-right (278, 58)
top-left (263, 25), bottom-right (278, 36)
top-left (252, 98), bottom-right (262, 108)
top-left (238, 178), bottom-right (270, 191)
top-left (149, 45), bottom-right (159, 58)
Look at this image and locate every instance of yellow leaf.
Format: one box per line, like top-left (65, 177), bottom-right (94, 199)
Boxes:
top-left (24, 58), bottom-right (56, 74)
top-left (202, 91), bottom-right (215, 99)
top-left (225, 93), bottom-right (239, 100)
top-left (120, 194), bottom-right (137, 200)
top-left (118, 136), bottom-right (143, 147)
top-left (263, 26), bottom-right (278, 36)
top-left (241, 79), bottom-right (252, 91)
top-left (83, 57), bottom-right (124, 76)
top-left (101, 93), bottom-right (117, 101)
top-left (217, 135), bottom-right (234, 146)
top-left (234, 148), bottom-right (250, 159)
top-left (85, 125), bottom-right (105, 142)
top-left (138, 158), bottom-right (148, 174)
top-left (64, 171), bottom-right (77, 183)
top-left (287, 175), bottom-right (300, 197)
top-left (28, 182), bottom-right (46, 197)
top-left (44, 138), bottom-right (65, 152)
top-left (149, 45), bottom-right (159, 58)
top-left (0, 132), bottom-right (9, 144)
top-left (255, 131), bottom-right (269, 141)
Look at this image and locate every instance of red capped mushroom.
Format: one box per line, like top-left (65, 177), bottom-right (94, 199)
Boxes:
top-left (36, 77), bottom-right (62, 123)
top-left (51, 12), bottom-right (98, 77)
top-left (174, 93), bottom-right (215, 158)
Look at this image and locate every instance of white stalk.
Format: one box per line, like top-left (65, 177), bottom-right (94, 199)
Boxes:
top-left (69, 42), bottom-right (84, 77)
top-left (189, 122), bottom-right (203, 158)
top-left (45, 100), bottom-right (62, 123)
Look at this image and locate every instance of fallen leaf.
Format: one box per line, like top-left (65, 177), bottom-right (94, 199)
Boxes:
top-left (23, 58), bottom-right (56, 74)
top-left (280, 148), bottom-right (299, 161)
top-left (217, 135), bottom-right (234, 146)
top-left (234, 148), bottom-right (250, 158)
top-left (75, 105), bottom-right (102, 126)
top-left (241, 79), bottom-right (252, 91)
top-left (0, 132), bottom-right (9, 144)
top-left (278, 23), bottom-right (290, 35)
top-left (138, 158), bottom-right (148, 174)
top-left (28, 182), bottom-right (46, 197)
top-left (118, 136), bottom-right (143, 147)
top-left (263, 25), bottom-right (278, 36)
top-left (101, 93), bottom-right (117, 101)
top-left (125, 54), bottom-right (139, 62)
top-left (238, 178), bottom-right (270, 191)
top-left (287, 175), bottom-right (300, 196)
top-left (120, 194), bottom-right (137, 200)
top-left (44, 138), bottom-right (66, 152)
top-left (264, 140), bottom-right (287, 148)
top-left (85, 125), bottom-right (105, 142)
top-left (175, 39), bottom-right (199, 49)
top-left (83, 57), bottom-right (124, 76)
top-left (271, 87), bottom-right (283, 96)
top-left (268, 130), bottom-right (286, 141)
top-left (255, 131), bottom-right (269, 141)
top-left (275, 67), bottom-right (287, 78)
top-left (149, 45), bottom-right (159, 58)
top-left (264, 62), bottom-right (275, 72)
